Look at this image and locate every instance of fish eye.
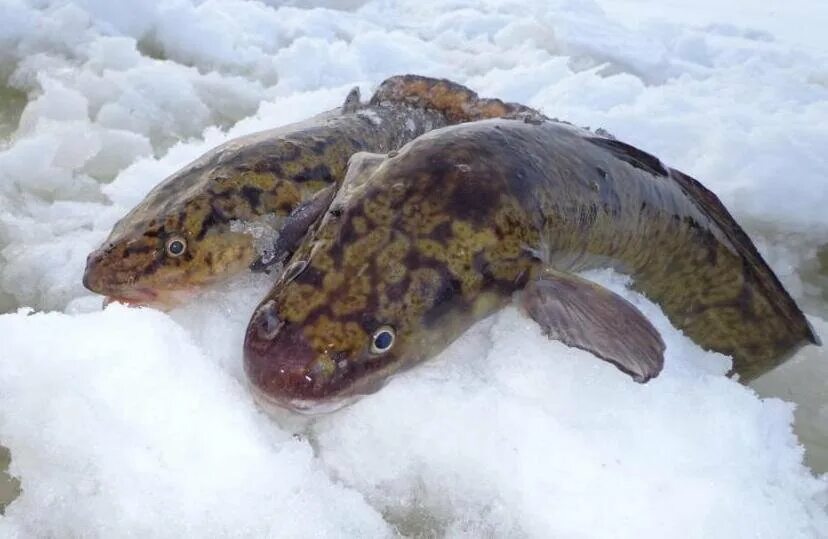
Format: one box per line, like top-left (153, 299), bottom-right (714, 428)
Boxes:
top-left (370, 326), bottom-right (396, 354)
top-left (165, 236), bottom-right (187, 257)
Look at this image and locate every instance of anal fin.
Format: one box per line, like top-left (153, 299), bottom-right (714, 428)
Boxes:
top-left (521, 269), bottom-right (665, 382)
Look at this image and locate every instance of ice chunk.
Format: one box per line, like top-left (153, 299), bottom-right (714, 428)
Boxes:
top-left (230, 214), bottom-right (286, 266)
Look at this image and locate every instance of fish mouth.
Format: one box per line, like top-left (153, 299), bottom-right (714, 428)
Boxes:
top-left (82, 251), bottom-right (155, 306)
top-left (246, 380), bottom-right (359, 416)
top-left (243, 300), bottom-right (339, 412)
top-left (102, 287), bottom-right (203, 311)
top-left (102, 287), bottom-right (159, 306)
top-left (84, 252), bottom-right (201, 309)
top-left (82, 251), bottom-right (106, 293)
top-left (83, 249), bottom-right (175, 308)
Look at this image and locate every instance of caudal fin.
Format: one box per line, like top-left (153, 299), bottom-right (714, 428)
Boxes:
top-left (670, 167), bottom-right (819, 350)
top-left (585, 135), bottom-right (818, 380)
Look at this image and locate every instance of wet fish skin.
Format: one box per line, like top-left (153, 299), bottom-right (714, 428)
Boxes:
top-left (82, 76), bottom-right (534, 308)
top-left (244, 117), bottom-right (818, 412)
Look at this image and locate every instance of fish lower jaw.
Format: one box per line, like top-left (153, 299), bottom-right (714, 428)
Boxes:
top-left (102, 287), bottom-right (197, 311)
top-left (246, 379), bottom-right (361, 416)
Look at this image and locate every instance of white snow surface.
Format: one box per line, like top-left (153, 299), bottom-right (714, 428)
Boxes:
top-left (1, 0), bottom-right (827, 537)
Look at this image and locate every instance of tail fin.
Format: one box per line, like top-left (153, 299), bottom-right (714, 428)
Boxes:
top-left (585, 134), bottom-right (818, 380)
top-left (670, 167), bottom-right (819, 349)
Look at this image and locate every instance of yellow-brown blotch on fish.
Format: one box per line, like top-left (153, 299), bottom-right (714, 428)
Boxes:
top-left (244, 116), bottom-right (819, 414)
top-left (83, 75), bottom-right (536, 309)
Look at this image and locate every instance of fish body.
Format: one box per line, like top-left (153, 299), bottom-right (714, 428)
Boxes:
top-left (244, 117), bottom-right (819, 412)
top-left (83, 76), bottom-right (534, 307)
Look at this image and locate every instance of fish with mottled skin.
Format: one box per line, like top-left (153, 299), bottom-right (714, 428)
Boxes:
top-left (244, 117), bottom-right (820, 413)
top-left (83, 75), bottom-right (535, 308)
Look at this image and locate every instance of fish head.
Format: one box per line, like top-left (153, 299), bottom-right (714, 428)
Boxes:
top-left (243, 145), bottom-right (527, 413)
top-left (83, 178), bottom-right (265, 309)
top-left (83, 194), bottom-right (259, 309)
top-left (83, 134), bottom-right (318, 309)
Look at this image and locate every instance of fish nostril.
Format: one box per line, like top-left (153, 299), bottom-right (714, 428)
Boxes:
top-left (255, 301), bottom-right (284, 340)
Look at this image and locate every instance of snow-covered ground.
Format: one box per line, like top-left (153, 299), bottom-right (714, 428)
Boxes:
top-left (1, 0), bottom-right (827, 536)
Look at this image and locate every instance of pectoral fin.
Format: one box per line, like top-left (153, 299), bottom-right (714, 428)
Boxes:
top-left (249, 185), bottom-right (336, 273)
top-left (521, 270), bottom-right (664, 382)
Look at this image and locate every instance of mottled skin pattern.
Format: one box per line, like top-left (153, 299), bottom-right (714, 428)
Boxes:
top-left (244, 118), bottom-right (818, 412)
top-left (83, 75), bottom-right (534, 307)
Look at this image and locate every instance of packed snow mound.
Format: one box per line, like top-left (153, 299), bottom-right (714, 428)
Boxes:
top-left (0, 304), bottom-right (391, 538)
top-left (1, 0), bottom-right (827, 536)
top-left (1, 272), bottom-right (827, 537)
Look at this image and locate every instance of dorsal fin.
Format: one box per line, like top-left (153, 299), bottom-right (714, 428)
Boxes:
top-left (587, 132), bottom-right (817, 377)
top-left (369, 74), bottom-right (540, 123)
top-left (669, 167), bottom-right (819, 349)
top-left (586, 136), bottom-right (669, 177)
top-left (341, 86), bottom-right (362, 114)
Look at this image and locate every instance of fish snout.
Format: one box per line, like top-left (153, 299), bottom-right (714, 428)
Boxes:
top-left (243, 301), bottom-right (322, 409)
top-left (82, 249), bottom-right (107, 294)
top-left (82, 246), bottom-right (162, 306)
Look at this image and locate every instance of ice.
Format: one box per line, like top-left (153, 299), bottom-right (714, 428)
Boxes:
top-left (1, 0), bottom-right (827, 535)
top-left (229, 215), bottom-right (285, 266)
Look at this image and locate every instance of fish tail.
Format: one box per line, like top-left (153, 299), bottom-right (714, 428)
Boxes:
top-left (668, 167), bottom-right (819, 377)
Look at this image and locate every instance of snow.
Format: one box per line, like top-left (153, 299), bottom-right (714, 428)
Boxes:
top-left (1, 0), bottom-right (827, 536)
top-left (0, 304), bottom-right (390, 538)
top-left (230, 215), bottom-right (285, 267)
